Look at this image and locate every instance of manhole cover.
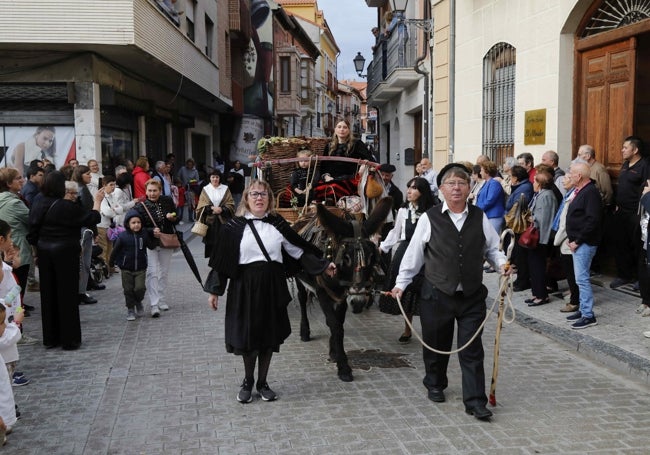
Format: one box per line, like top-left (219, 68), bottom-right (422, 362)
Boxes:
top-left (346, 349), bottom-right (415, 371)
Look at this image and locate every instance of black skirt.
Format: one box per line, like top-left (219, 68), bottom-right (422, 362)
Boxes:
top-left (379, 241), bottom-right (422, 316)
top-left (224, 261), bottom-right (292, 355)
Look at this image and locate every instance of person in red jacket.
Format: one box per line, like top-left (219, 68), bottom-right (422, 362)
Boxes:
top-left (132, 157), bottom-right (150, 199)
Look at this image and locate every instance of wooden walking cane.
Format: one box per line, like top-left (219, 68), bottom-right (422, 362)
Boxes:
top-left (489, 228), bottom-right (515, 407)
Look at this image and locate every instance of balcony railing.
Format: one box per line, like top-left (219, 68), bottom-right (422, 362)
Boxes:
top-left (367, 22), bottom-right (423, 99)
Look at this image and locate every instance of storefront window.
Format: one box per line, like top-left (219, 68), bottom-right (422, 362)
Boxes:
top-left (101, 127), bottom-right (136, 176)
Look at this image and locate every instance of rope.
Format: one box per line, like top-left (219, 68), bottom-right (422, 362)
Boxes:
top-left (392, 229), bottom-right (516, 355)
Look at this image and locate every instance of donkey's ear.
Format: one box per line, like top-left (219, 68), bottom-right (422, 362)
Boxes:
top-left (363, 197), bottom-right (393, 235)
top-left (316, 203), bottom-right (354, 238)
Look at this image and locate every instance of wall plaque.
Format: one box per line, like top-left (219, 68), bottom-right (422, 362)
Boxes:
top-left (524, 109), bottom-right (546, 145)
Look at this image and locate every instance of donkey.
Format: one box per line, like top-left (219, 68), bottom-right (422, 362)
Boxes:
top-left (292, 198), bottom-right (392, 382)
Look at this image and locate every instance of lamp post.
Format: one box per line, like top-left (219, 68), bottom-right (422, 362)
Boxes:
top-left (353, 52), bottom-right (367, 78)
top-left (391, 0), bottom-right (433, 33)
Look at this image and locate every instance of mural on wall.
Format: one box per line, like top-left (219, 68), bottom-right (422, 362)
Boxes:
top-left (1, 126), bottom-right (76, 175)
top-left (230, 0), bottom-right (275, 164)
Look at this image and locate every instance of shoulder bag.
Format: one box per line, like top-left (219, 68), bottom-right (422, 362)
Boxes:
top-left (139, 201), bottom-right (181, 249)
top-left (517, 223), bottom-right (539, 249)
top-left (505, 193), bottom-right (529, 234)
top-left (191, 206), bottom-right (209, 237)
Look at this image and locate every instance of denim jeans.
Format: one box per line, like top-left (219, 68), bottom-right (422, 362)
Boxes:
top-left (572, 243), bottom-right (598, 319)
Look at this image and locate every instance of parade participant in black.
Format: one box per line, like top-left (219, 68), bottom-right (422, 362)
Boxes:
top-left (317, 120), bottom-right (374, 199)
top-left (391, 163), bottom-right (509, 421)
top-left (379, 177), bottom-right (433, 343)
top-left (206, 180), bottom-right (336, 403)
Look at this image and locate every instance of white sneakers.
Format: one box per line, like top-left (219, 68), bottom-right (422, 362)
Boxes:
top-left (151, 305), bottom-right (160, 318)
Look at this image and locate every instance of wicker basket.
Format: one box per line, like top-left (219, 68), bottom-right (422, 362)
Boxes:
top-left (260, 137), bottom-right (330, 195)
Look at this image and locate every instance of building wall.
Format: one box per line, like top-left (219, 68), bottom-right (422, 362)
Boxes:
top-left (433, 0), bottom-right (450, 171)
top-left (453, 0), bottom-right (586, 167)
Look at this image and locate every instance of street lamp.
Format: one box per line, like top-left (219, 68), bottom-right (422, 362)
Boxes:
top-left (327, 102), bottom-right (333, 114)
top-left (391, 0), bottom-right (433, 33)
top-left (353, 52), bottom-right (367, 78)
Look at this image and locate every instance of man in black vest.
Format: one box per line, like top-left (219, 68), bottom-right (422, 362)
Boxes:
top-left (391, 163), bottom-right (509, 421)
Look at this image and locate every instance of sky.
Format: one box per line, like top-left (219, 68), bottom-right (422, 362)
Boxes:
top-left (316, 0), bottom-right (378, 82)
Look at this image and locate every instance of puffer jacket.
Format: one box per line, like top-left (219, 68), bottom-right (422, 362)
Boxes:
top-left (109, 209), bottom-right (151, 271)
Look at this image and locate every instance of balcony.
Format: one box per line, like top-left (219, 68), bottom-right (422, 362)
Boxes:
top-left (0, 0), bottom-right (227, 111)
top-left (367, 22), bottom-right (424, 105)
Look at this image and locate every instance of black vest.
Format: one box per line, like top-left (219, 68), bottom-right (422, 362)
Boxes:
top-left (424, 205), bottom-right (486, 296)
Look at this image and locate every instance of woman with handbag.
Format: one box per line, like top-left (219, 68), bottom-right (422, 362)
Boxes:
top-left (195, 169), bottom-right (235, 258)
top-left (525, 171), bottom-right (558, 306)
top-left (135, 179), bottom-right (179, 318)
top-left (378, 177), bottom-right (435, 343)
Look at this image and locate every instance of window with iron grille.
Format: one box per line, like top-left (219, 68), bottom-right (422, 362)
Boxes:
top-left (482, 43), bottom-right (516, 165)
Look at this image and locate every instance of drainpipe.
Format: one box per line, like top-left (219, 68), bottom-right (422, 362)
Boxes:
top-left (448, 0), bottom-right (456, 163)
top-left (413, 9), bottom-right (433, 158)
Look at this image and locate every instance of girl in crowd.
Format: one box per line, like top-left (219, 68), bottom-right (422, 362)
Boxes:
top-left (195, 169), bottom-right (235, 258)
top-left (205, 180), bottom-right (336, 403)
top-left (379, 177), bottom-right (434, 343)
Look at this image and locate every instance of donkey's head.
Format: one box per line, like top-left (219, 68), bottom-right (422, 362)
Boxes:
top-left (315, 197), bottom-right (392, 313)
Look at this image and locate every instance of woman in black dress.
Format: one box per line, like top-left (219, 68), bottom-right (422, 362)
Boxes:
top-left (27, 171), bottom-right (102, 350)
top-left (318, 120), bottom-right (373, 199)
top-left (378, 177), bottom-right (434, 343)
top-left (206, 180), bottom-right (336, 403)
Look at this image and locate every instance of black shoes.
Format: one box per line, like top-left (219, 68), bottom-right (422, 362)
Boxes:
top-left (87, 283), bottom-right (106, 291)
top-left (237, 378), bottom-right (254, 403)
top-left (79, 293), bottom-right (97, 304)
top-left (257, 382), bottom-right (278, 401)
top-left (427, 388), bottom-right (446, 403)
top-left (609, 278), bottom-right (633, 289)
top-left (338, 370), bottom-right (354, 382)
top-left (466, 405), bottom-right (493, 420)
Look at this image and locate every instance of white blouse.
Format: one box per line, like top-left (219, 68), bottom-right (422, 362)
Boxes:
top-left (204, 184), bottom-right (228, 206)
top-left (239, 213), bottom-right (304, 264)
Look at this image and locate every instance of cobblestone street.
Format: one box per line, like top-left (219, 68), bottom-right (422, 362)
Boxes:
top-left (5, 234), bottom-right (650, 454)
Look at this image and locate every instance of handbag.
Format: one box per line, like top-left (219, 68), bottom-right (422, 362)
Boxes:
top-left (139, 201), bottom-right (181, 249)
top-left (505, 193), bottom-right (529, 234)
top-left (518, 224), bottom-right (539, 249)
top-left (365, 174), bottom-right (384, 198)
top-left (191, 206), bottom-right (209, 237)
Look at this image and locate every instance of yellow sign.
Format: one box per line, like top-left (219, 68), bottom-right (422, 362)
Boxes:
top-left (524, 109), bottom-right (546, 145)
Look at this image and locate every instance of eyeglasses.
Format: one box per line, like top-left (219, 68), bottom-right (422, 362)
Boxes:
top-left (249, 191), bottom-right (268, 199)
top-left (444, 181), bottom-right (469, 187)
top-left (66, 191), bottom-right (79, 195)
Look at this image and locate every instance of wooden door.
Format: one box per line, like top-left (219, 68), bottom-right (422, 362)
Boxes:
top-left (577, 38), bottom-right (636, 175)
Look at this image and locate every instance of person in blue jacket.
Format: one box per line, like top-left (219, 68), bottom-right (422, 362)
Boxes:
top-left (476, 160), bottom-right (505, 234)
top-left (110, 209), bottom-right (154, 321)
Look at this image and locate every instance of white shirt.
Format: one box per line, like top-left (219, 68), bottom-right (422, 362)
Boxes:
top-left (380, 205), bottom-right (421, 253)
top-left (422, 168), bottom-right (439, 195)
top-left (0, 322), bottom-right (20, 364)
top-left (239, 213), bottom-right (304, 264)
top-left (395, 201), bottom-right (507, 291)
top-left (204, 184), bottom-right (228, 207)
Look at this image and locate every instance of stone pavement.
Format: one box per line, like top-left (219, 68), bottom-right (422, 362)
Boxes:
top-left (4, 227), bottom-right (650, 454)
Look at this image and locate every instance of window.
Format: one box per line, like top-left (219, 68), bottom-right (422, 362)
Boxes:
top-left (205, 15), bottom-right (214, 58)
top-left (582, 0), bottom-right (650, 37)
top-left (186, 0), bottom-right (197, 42)
top-left (482, 42), bottom-right (516, 164)
top-left (280, 57), bottom-right (291, 93)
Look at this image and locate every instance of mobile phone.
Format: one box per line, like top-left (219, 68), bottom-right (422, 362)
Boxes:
top-left (98, 177), bottom-right (104, 188)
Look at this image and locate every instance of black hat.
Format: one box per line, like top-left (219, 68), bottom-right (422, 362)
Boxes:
top-left (378, 163), bottom-right (396, 173)
top-left (436, 163), bottom-right (472, 187)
